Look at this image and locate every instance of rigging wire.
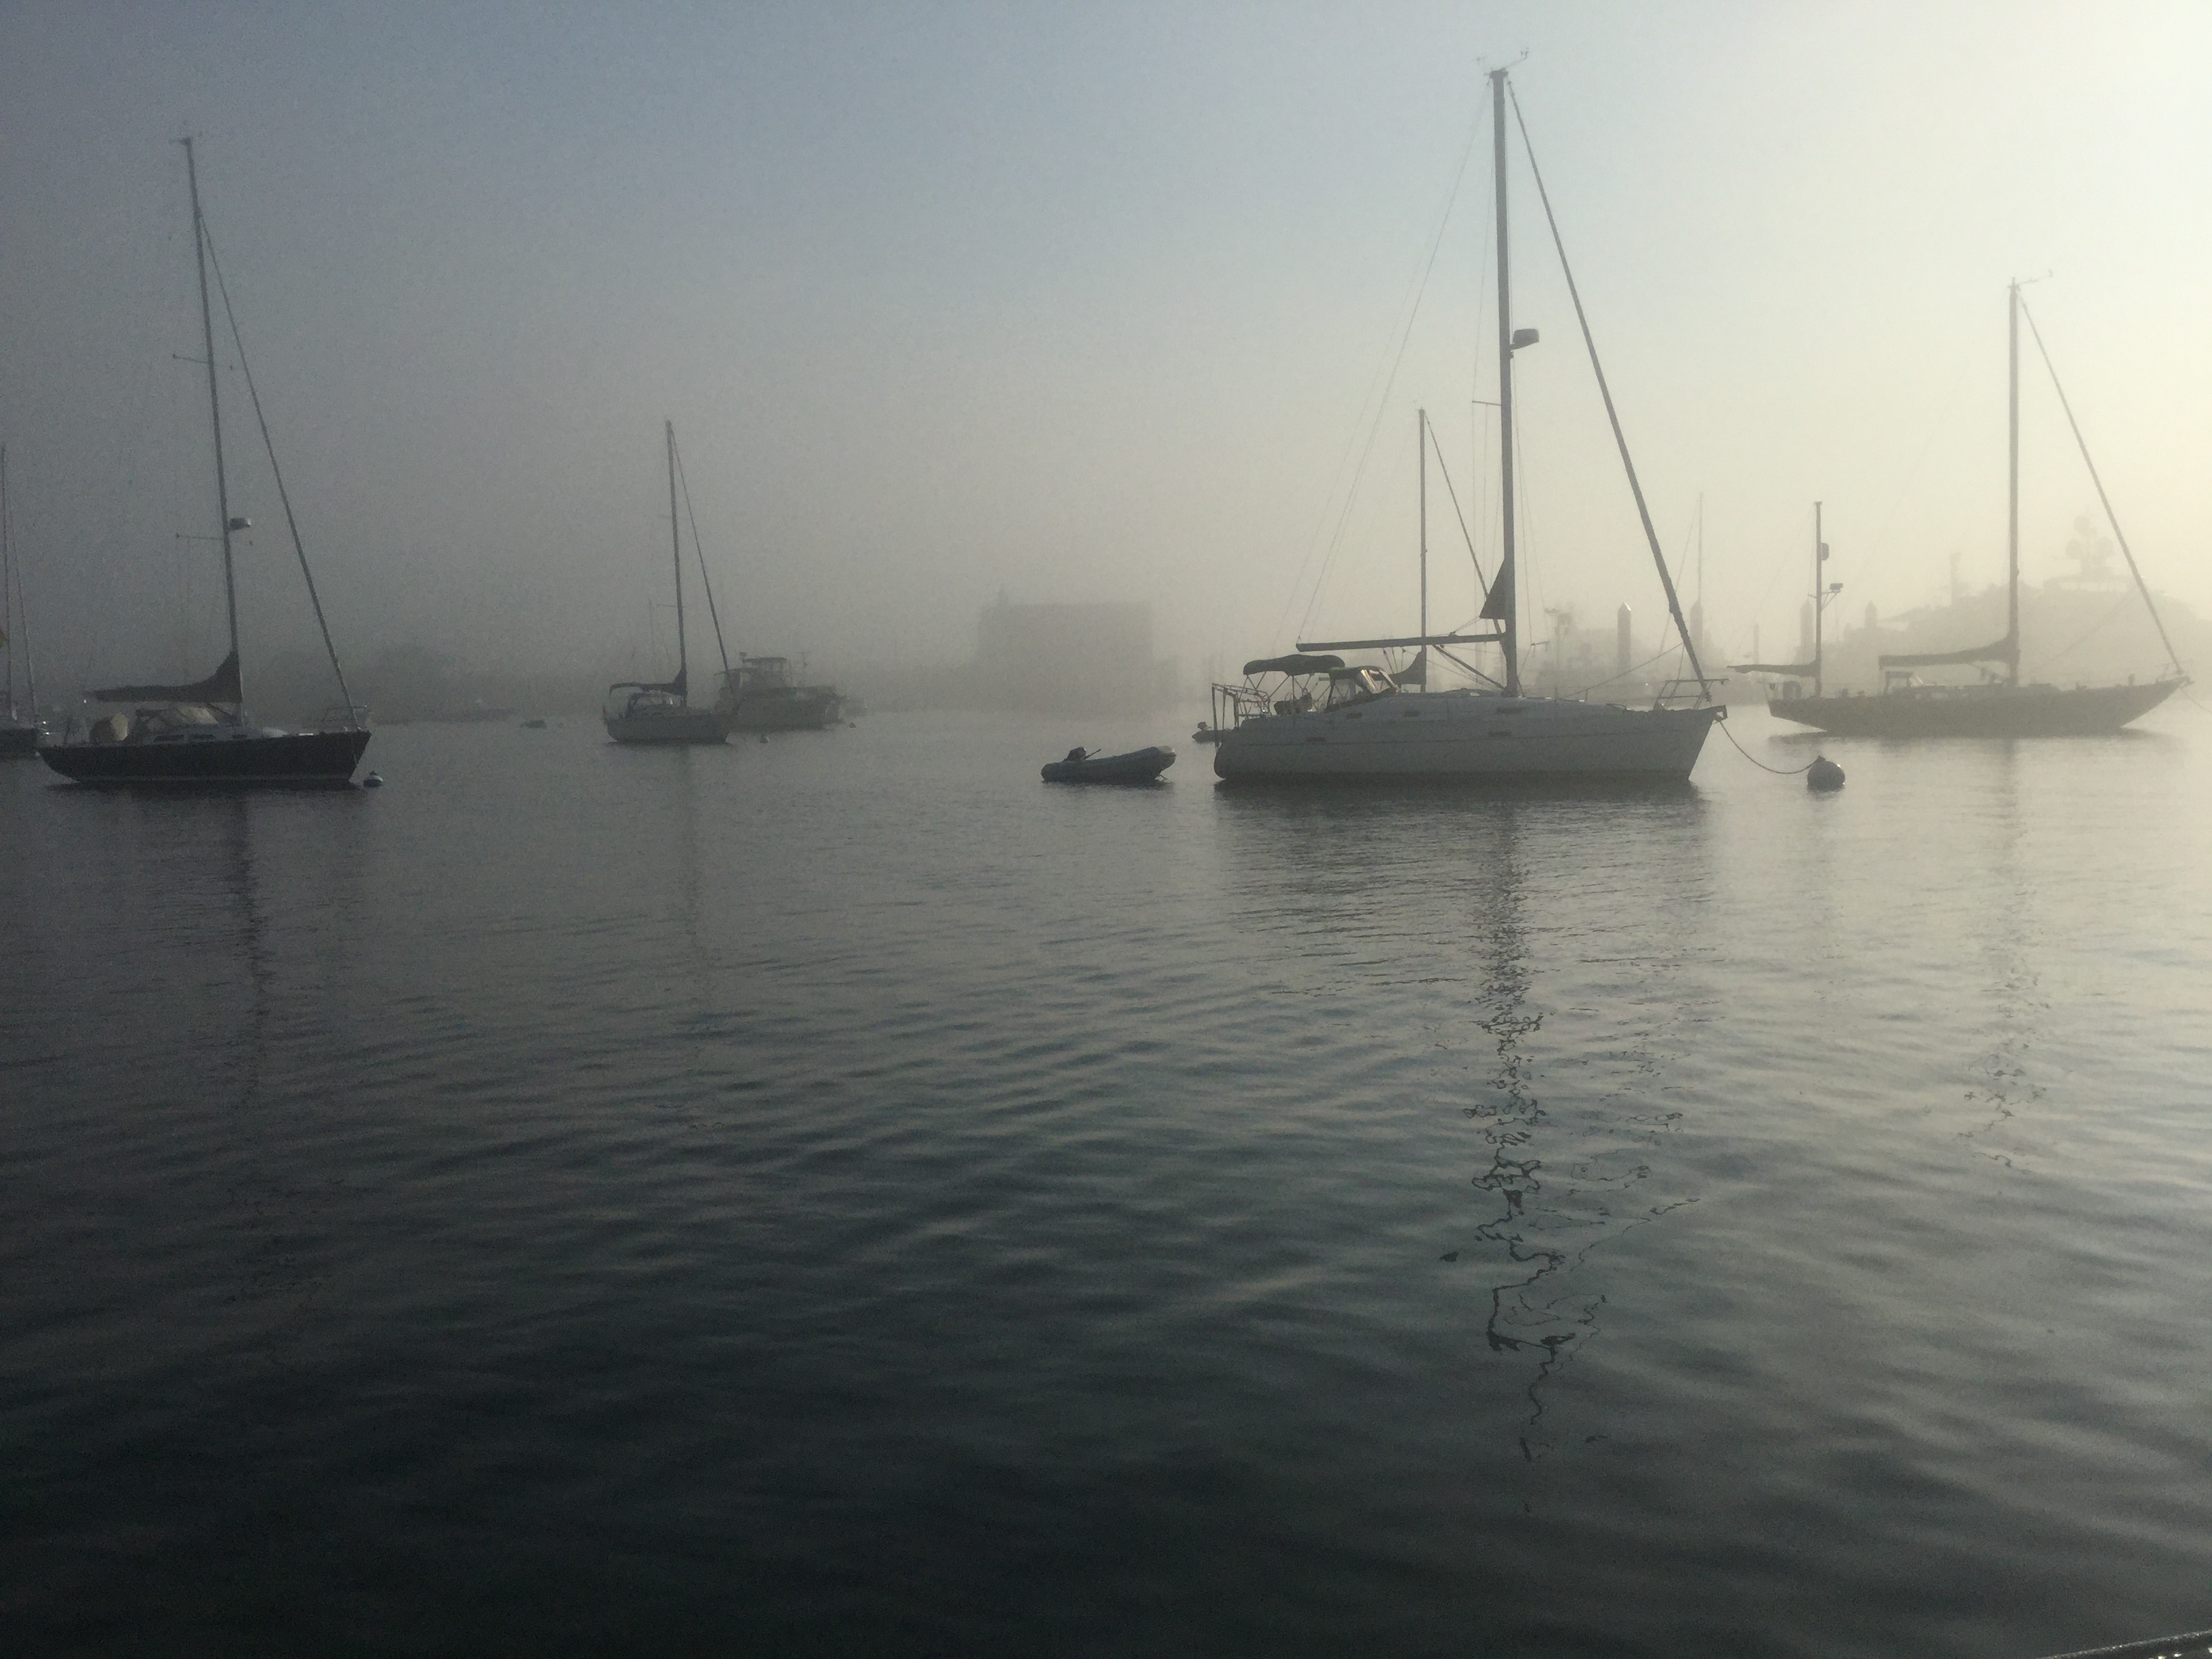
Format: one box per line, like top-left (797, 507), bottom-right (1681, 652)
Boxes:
top-left (2024, 590), bottom-right (2133, 677)
top-left (1288, 95), bottom-right (1488, 645)
top-left (1507, 82), bottom-right (1710, 699)
top-left (203, 227), bottom-right (359, 724)
top-left (2015, 291), bottom-right (2188, 680)
top-left (670, 437), bottom-right (733, 676)
top-left (1425, 416), bottom-right (1488, 596)
top-left (1567, 642), bottom-right (1677, 701)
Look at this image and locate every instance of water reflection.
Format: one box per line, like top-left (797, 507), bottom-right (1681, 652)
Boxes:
top-left (213, 796), bottom-right (336, 1365)
top-left (1212, 783), bottom-right (1715, 1459)
top-left (1959, 745), bottom-right (2046, 1169)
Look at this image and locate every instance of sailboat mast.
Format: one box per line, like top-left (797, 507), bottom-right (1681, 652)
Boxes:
top-left (1, 446), bottom-right (13, 720)
top-left (1813, 501), bottom-right (1824, 699)
top-left (1417, 408), bottom-right (1429, 678)
top-left (667, 419), bottom-right (688, 698)
top-left (183, 138), bottom-right (241, 701)
top-left (1488, 67), bottom-right (1521, 696)
top-left (2006, 281), bottom-right (2020, 687)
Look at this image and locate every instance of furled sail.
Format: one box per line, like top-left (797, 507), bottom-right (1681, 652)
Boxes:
top-left (1879, 635), bottom-right (2015, 670)
top-left (93, 651), bottom-right (241, 705)
top-left (1242, 653), bottom-right (1344, 678)
top-left (1730, 659), bottom-right (1820, 676)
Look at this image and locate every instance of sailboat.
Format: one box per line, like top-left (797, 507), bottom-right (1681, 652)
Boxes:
top-left (603, 421), bottom-right (731, 745)
top-left (1731, 502), bottom-right (1839, 699)
top-left (40, 140), bottom-right (369, 787)
top-left (0, 447), bottom-right (41, 759)
top-left (1211, 67), bottom-right (1724, 783)
top-left (1746, 282), bottom-right (2187, 736)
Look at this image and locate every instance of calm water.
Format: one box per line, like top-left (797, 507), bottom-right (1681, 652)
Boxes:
top-left (6, 703), bottom-right (2211, 1656)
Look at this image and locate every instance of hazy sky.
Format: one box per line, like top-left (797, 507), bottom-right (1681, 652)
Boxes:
top-left (5, 1), bottom-right (2209, 692)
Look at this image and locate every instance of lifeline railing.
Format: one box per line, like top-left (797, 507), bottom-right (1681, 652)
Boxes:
top-left (2032, 1629), bottom-right (2212, 1659)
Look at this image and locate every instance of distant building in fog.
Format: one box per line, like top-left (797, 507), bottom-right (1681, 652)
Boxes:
top-left (841, 596), bottom-right (1179, 714)
top-left (973, 598), bottom-right (1174, 713)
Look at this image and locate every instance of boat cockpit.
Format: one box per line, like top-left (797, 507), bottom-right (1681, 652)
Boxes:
top-left (1319, 666), bottom-right (1397, 711)
top-left (607, 683), bottom-right (689, 719)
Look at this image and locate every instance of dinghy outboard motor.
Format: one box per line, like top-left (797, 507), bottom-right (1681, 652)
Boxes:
top-left (1807, 755), bottom-right (1845, 792)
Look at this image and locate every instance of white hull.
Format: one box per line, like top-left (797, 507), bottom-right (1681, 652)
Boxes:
top-left (1211, 692), bottom-right (1721, 781)
top-left (603, 708), bottom-right (729, 745)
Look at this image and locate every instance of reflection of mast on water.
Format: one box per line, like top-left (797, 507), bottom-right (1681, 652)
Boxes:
top-left (213, 796), bottom-right (324, 1350)
top-left (1454, 804), bottom-right (1700, 1460)
top-left (1959, 747), bottom-right (2047, 1169)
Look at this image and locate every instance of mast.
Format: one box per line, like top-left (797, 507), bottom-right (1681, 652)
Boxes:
top-left (183, 138), bottom-right (241, 703)
top-left (1, 446), bottom-right (12, 720)
top-left (667, 419), bottom-right (688, 699)
top-left (1483, 67), bottom-right (1520, 695)
top-left (2006, 281), bottom-right (2020, 686)
top-left (1417, 408), bottom-right (1429, 684)
top-left (1813, 501), bottom-right (1825, 698)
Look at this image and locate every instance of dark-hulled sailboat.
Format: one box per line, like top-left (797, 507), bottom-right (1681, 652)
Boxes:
top-left (603, 422), bottom-right (731, 745)
top-left (1738, 282), bottom-right (2187, 737)
top-left (40, 139), bottom-right (369, 787)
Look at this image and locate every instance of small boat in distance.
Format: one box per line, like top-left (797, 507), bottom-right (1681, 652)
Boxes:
top-left (0, 446), bottom-right (42, 759)
top-left (605, 422), bottom-right (731, 745)
top-left (718, 654), bottom-right (844, 731)
top-left (1041, 745), bottom-right (1176, 783)
top-left (1739, 282), bottom-right (2187, 736)
top-left (39, 138), bottom-right (369, 787)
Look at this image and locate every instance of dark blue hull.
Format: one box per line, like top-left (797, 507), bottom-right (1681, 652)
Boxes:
top-left (40, 729), bottom-right (371, 785)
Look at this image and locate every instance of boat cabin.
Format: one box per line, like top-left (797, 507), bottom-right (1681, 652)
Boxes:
top-left (1202, 651), bottom-right (1401, 739)
top-left (1319, 665), bottom-right (1397, 710)
top-left (606, 683), bottom-right (688, 720)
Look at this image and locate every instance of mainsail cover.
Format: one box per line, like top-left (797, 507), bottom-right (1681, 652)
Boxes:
top-left (1730, 659), bottom-right (1820, 676)
top-left (1242, 653), bottom-right (1343, 678)
top-left (94, 650), bottom-right (241, 705)
top-left (1879, 634), bottom-right (2016, 670)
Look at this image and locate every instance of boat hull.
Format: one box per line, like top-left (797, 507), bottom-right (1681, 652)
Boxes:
top-left (603, 709), bottom-right (729, 745)
top-left (0, 722), bottom-right (40, 759)
top-left (722, 691), bottom-right (844, 731)
top-left (1212, 694), bottom-right (1722, 781)
top-left (1769, 678), bottom-right (2184, 737)
top-left (1042, 746), bottom-right (1176, 783)
top-left (40, 728), bottom-right (371, 785)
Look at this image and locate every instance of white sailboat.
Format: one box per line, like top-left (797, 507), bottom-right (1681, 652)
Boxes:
top-left (1212, 67), bottom-right (1723, 783)
top-left (604, 422), bottom-right (732, 745)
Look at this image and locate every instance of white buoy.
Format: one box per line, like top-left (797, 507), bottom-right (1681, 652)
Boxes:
top-left (362, 771), bottom-right (384, 788)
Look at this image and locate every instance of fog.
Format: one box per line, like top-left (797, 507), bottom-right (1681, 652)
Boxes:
top-left (4, 1), bottom-right (2209, 706)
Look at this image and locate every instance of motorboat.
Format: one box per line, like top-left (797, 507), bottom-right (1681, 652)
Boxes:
top-left (1041, 745), bottom-right (1176, 783)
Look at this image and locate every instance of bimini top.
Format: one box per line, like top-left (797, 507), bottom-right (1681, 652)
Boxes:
top-left (1242, 653), bottom-right (1345, 678)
